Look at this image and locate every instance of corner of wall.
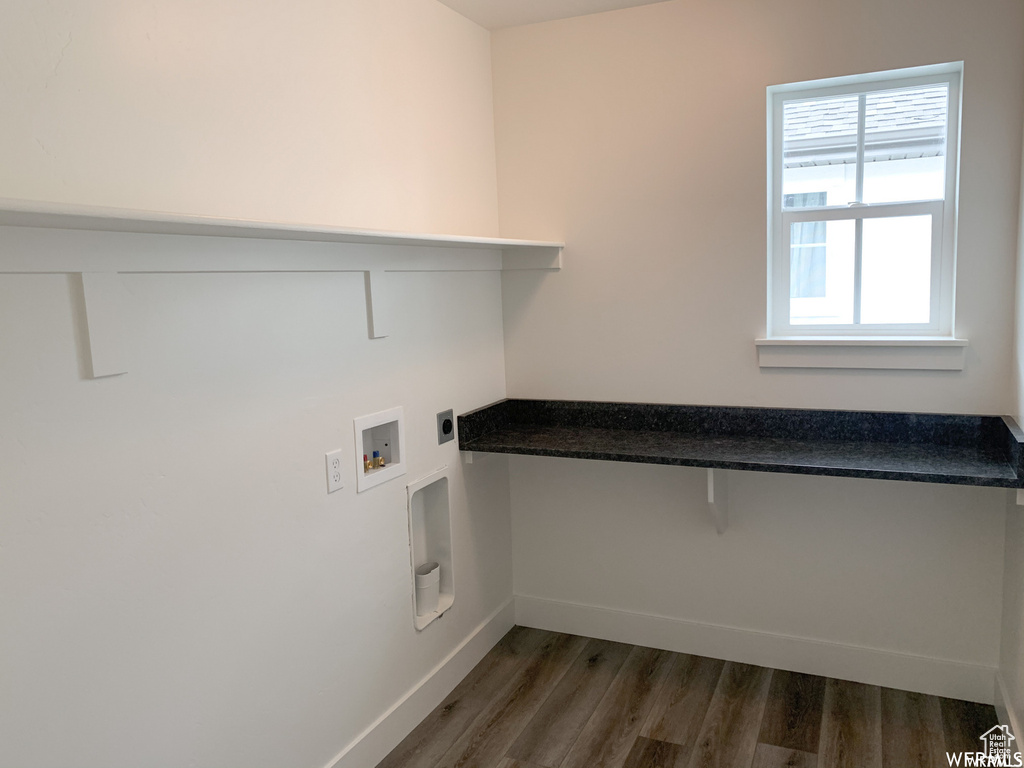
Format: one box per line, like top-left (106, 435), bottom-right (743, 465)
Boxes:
top-left (1000, 99), bottom-right (1024, 736)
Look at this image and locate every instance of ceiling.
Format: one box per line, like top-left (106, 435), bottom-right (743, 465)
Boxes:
top-left (436, 0), bottom-right (672, 30)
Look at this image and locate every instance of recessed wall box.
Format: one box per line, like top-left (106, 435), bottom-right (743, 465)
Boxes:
top-left (407, 467), bottom-right (454, 630)
top-left (354, 406), bottom-right (406, 492)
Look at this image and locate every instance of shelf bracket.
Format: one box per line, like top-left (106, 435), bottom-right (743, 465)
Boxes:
top-left (707, 468), bottom-right (729, 534)
top-left (1016, 489), bottom-right (1024, 507)
top-left (364, 270), bottom-right (390, 339)
top-left (80, 272), bottom-right (128, 378)
top-left (501, 245), bottom-right (563, 271)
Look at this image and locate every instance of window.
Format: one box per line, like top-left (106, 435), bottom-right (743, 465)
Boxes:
top-left (767, 63), bottom-right (962, 338)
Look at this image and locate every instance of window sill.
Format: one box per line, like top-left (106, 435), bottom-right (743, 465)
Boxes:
top-left (754, 337), bottom-right (968, 370)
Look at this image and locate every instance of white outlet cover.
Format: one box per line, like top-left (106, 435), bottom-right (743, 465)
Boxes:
top-left (326, 450), bottom-right (344, 494)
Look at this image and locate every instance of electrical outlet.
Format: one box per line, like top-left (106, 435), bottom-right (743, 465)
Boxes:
top-left (326, 450), bottom-right (344, 493)
top-left (437, 409), bottom-right (455, 445)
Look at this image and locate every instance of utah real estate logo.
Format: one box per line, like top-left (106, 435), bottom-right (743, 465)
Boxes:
top-left (947, 725), bottom-right (1022, 767)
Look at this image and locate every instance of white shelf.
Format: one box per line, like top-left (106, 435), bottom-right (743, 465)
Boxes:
top-left (0, 200), bottom-right (563, 371)
top-left (0, 197), bottom-right (564, 257)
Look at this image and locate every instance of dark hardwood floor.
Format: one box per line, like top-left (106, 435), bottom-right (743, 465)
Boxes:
top-left (375, 626), bottom-right (998, 768)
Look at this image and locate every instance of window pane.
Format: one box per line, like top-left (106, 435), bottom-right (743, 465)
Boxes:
top-left (790, 219), bottom-right (855, 325)
top-left (863, 85), bottom-right (948, 204)
top-left (860, 215), bottom-right (932, 324)
top-left (782, 95), bottom-right (858, 207)
top-left (790, 216), bottom-right (827, 298)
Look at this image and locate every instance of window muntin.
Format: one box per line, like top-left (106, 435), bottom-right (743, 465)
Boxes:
top-left (768, 64), bottom-right (961, 337)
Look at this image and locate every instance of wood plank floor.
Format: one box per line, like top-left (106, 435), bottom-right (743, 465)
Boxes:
top-left (376, 627), bottom-right (998, 768)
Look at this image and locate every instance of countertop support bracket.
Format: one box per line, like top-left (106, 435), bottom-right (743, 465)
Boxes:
top-left (707, 468), bottom-right (729, 534)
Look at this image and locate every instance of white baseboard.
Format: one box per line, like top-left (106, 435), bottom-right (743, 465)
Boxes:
top-left (515, 595), bottom-right (996, 704)
top-left (324, 597), bottom-right (516, 768)
top-left (996, 672), bottom-right (1023, 739)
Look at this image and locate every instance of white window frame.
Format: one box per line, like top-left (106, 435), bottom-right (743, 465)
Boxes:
top-left (766, 62), bottom-right (962, 339)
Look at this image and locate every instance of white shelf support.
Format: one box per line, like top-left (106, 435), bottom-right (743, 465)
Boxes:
top-left (502, 245), bottom-right (562, 270)
top-left (364, 270), bottom-right (391, 339)
top-left (1016, 488), bottom-right (1024, 507)
top-left (707, 468), bottom-right (729, 534)
top-left (80, 272), bottom-right (128, 378)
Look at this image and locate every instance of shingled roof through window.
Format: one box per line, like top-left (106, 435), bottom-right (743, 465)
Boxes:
top-left (784, 85), bottom-right (948, 166)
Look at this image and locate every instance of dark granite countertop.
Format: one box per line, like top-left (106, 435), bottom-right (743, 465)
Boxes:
top-left (457, 399), bottom-right (1024, 488)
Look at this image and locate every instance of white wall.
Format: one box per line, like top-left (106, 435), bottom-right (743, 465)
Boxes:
top-left (493, 0), bottom-right (1023, 701)
top-left (493, 0), bottom-right (1022, 411)
top-left (0, 2), bottom-right (514, 768)
top-left (1, 263), bottom-right (514, 768)
top-left (511, 458), bottom-right (1005, 701)
top-left (0, 0), bottom-right (499, 236)
top-left (1003, 494), bottom-right (1024, 733)
top-left (1001, 63), bottom-right (1024, 735)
